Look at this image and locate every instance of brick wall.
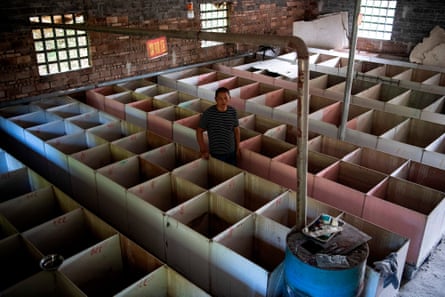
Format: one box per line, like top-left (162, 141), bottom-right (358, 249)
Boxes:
top-left (1, 1), bottom-right (444, 103)
top-left (230, 0), bottom-right (317, 35)
top-left (319, 0), bottom-right (445, 57)
top-left (0, 0), bottom-right (314, 103)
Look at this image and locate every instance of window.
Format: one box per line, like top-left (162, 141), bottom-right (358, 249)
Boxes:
top-left (200, 3), bottom-right (228, 47)
top-left (358, 0), bottom-right (397, 40)
top-left (29, 13), bottom-right (91, 76)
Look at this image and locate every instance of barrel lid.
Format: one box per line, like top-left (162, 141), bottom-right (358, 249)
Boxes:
top-left (287, 218), bottom-right (370, 269)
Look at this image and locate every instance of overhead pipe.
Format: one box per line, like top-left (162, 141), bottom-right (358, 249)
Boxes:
top-left (38, 23), bottom-right (310, 229)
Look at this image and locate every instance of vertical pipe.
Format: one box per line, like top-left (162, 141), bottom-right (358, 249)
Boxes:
top-left (338, 0), bottom-right (362, 140)
top-left (296, 58), bottom-right (310, 229)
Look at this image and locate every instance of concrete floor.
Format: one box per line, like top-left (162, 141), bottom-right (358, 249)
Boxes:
top-left (398, 236), bottom-right (445, 297)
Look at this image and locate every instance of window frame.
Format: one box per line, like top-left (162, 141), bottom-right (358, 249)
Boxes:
top-left (29, 13), bottom-right (91, 76)
top-left (358, 0), bottom-right (397, 41)
top-left (199, 2), bottom-right (229, 48)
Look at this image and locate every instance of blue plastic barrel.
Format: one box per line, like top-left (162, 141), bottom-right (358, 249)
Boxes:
top-left (284, 233), bottom-right (368, 297)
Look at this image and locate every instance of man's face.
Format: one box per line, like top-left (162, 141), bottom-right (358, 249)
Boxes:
top-left (215, 91), bottom-right (230, 111)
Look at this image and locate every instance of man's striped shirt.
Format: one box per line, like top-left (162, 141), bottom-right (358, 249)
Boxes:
top-left (199, 105), bottom-right (239, 155)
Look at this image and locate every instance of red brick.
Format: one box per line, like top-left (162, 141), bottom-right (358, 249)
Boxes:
top-left (36, 82), bottom-right (50, 91)
top-left (16, 55), bottom-right (32, 64)
top-left (21, 84), bottom-right (35, 93)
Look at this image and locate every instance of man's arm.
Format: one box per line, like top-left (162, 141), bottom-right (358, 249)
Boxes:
top-left (196, 127), bottom-right (209, 159)
top-left (234, 126), bottom-right (241, 157)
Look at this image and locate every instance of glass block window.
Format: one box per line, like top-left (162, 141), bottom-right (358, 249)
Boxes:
top-left (29, 13), bottom-right (91, 76)
top-left (200, 3), bottom-right (228, 47)
top-left (358, 0), bottom-right (397, 40)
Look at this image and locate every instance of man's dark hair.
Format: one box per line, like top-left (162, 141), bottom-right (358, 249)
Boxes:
top-left (215, 87), bottom-right (230, 98)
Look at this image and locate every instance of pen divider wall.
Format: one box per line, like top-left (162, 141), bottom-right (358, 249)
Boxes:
top-left (133, 84), bottom-right (176, 99)
top-left (116, 265), bottom-right (211, 297)
top-left (345, 109), bottom-right (408, 149)
top-left (309, 101), bottom-right (370, 138)
top-left (210, 171), bottom-right (287, 213)
top-left (117, 78), bottom-right (156, 91)
top-left (164, 191), bottom-right (251, 291)
top-left (423, 133), bottom-right (445, 169)
top-left (154, 90), bottom-right (198, 106)
top-left (127, 172), bottom-right (207, 259)
top-left (140, 142), bottom-right (200, 172)
top-left (172, 113), bottom-right (201, 150)
top-left (68, 142), bottom-right (135, 213)
top-left (96, 155), bottom-right (168, 232)
top-left (30, 96), bottom-right (76, 110)
top-left (420, 96), bottom-right (445, 125)
top-left (177, 71), bottom-right (232, 97)
top-left (172, 157), bottom-right (243, 190)
top-left (0, 104), bottom-right (42, 131)
top-left (0, 214), bottom-right (18, 240)
top-left (66, 110), bottom-right (118, 130)
top-left (256, 190), bottom-right (296, 230)
top-left (210, 213), bottom-right (287, 297)
top-left (269, 148), bottom-right (335, 194)
top-left (0, 186), bottom-right (80, 232)
top-left (0, 148), bottom-right (24, 174)
top-left (59, 233), bottom-right (163, 296)
top-left (384, 89), bottom-right (443, 118)
top-left (308, 135), bottom-right (359, 159)
top-left (178, 97), bottom-right (214, 113)
top-left (22, 208), bottom-right (118, 261)
top-left (342, 146), bottom-right (408, 175)
top-left (111, 130), bottom-right (171, 155)
top-left (245, 88), bottom-right (298, 119)
top-left (7, 110), bottom-right (63, 144)
top-left (390, 159), bottom-right (445, 193)
top-left (2, 271), bottom-right (87, 296)
top-left (104, 90), bottom-right (140, 119)
top-left (0, 167), bottom-right (51, 203)
top-left (47, 101), bottom-right (95, 119)
top-left (234, 82), bottom-right (281, 111)
top-left (239, 113), bottom-right (282, 134)
top-left (238, 134), bottom-right (294, 180)
top-left (157, 67), bottom-right (215, 89)
top-left (86, 119), bottom-right (143, 142)
top-left (125, 96), bottom-right (173, 129)
top-left (313, 160), bottom-right (388, 217)
top-left (147, 105), bottom-right (197, 140)
top-left (265, 123), bottom-right (298, 145)
top-left (0, 234), bottom-right (48, 292)
top-left (363, 176), bottom-right (445, 267)
top-left (377, 118), bottom-right (445, 161)
top-left (86, 85), bottom-right (128, 111)
top-left (198, 76), bottom-right (256, 101)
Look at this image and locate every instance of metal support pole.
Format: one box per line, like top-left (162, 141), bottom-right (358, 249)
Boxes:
top-left (297, 58), bottom-right (310, 229)
top-left (338, 0), bottom-right (362, 140)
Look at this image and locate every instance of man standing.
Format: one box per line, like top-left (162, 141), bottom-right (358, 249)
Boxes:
top-left (196, 87), bottom-right (240, 166)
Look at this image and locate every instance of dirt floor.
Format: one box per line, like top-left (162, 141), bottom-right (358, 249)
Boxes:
top-left (397, 236), bottom-right (445, 297)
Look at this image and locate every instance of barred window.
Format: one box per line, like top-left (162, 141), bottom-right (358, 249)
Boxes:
top-left (358, 0), bottom-right (397, 40)
top-left (29, 13), bottom-right (91, 76)
top-left (200, 3), bottom-right (228, 47)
